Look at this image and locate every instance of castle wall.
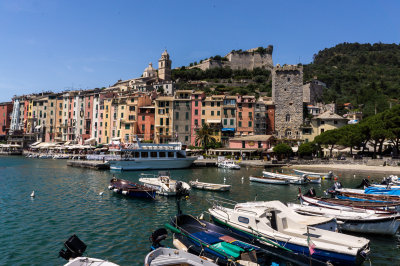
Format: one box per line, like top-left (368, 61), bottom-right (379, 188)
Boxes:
top-left (226, 52), bottom-right (273, 70)
top-left (272, 65), bottom-right (303, 140)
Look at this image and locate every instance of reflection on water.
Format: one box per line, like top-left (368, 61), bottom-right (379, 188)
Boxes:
top-left (0, 156), bottom-right (398, 265)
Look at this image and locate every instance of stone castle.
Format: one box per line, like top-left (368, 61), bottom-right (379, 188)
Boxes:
top-left (189, 45), bottom-right (273, 71)
top-left (272, 64), bottom-right (304, 140)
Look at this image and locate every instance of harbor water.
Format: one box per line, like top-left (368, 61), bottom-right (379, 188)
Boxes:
top-left (0, 156), bottom-right (399, 265)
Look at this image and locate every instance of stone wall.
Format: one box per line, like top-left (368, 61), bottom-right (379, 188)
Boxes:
top-left (302, 81), bottom-right (324, 104)
top-left (272, 65), bottom-right (304, 139)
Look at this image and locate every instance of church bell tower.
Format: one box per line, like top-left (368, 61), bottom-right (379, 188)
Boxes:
top-left (158, 50), bottom-right (172, 81)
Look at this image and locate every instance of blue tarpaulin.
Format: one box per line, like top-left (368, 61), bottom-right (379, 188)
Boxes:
top-left (221, 128), bottom-right (235, 132)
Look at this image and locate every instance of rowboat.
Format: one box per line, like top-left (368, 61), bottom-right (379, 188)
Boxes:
top-left (217, 160), bottom-right (241, 170)
top-left (328, 182), bottom-right (400, 202)
top-left (293, 169), bottom-right (334, 179)
top-left (189, 180), bottom-right (231, 191)
top-left (262, 171), bottom-right (309, 184)
top-left (299, 189), bottom-right (398, 214)
top-left (209, 200), bottom-right (370, 265)
top-left (288, 203), bottom-right (400, 235)
top-left (249, 175), bottom-right (289, 185)
top-left (108, 177), bottom-right (157, 199)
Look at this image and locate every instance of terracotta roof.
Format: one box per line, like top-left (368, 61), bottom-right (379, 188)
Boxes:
top-left (231, 135), bottom-right (273, 141)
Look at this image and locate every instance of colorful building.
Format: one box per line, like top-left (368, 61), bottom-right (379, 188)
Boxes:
top-left (190, 91), bottom-right (205, 146)
top-left (0, 102), bottom-right (13, 139)
top-left (236, 95), bottom-right (255, 136)
top-left (173, 90), bottom-right (192, 145)
top-left (221, 95), bottom-right (236, 146)
top-left (202, 95), bottom-right (224, 143)
top-left (155, 96), bottom-right (174, 143)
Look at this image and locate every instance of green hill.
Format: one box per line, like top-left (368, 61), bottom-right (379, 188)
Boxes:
top-left (304, 42), bottom-right (400, 116)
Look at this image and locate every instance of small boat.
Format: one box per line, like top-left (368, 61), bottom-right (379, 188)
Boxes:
top-left (249, 175), bottom-right (289, 185)
top-left (299, 188), bottom-right (398, 213)
top-left (139, 171), bottom-right (190, 196)
top-left (166, 214), bottom-right (328, 266)
top-left (293, 169), bottom-right (334, 179)
top-left (329, 182), bottom-right (400, 202)
top-left (262, 171), bottom-right (309, 185)
top-left (59, 234), bottom-right (119, 266)
top-left (145, 247), bottom-right (218, 266)
top-left (53, 154), bottom-right (70, 159)
top-left (108, 177), bottom-right (157, 199)
top-left (39, 154), bottom-right (53, 159)
top-left (189, 180), bottom-right (231, 191)
top-left (288, 203), bottom-right (400, 235)
top-left (306, 176), bottom-right (322, 184)
top-left (209, 199), bottom-right (370, 265)
top-left (217, 160), bottom-right (241, 170)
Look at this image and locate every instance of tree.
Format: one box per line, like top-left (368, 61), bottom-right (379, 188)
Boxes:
top-left (365, 114), bottom-right (388, 157)
top-left (194, 123), bottom-right (216, 150)
top-left (383, 105), bottom-right (400, 156)
top-left (338, 124), bottom-right (365, 154)
top-left (273, 143), bottom-right (293, 160)
top-left (298, 142), bottom-right (317, 158)
top-left (314, 129), bottom-right (342, 157)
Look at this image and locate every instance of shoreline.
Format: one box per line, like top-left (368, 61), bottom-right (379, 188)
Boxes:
top-left (285, 164), bottom-right (400, 175)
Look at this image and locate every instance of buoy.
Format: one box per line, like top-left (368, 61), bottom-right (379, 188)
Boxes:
top-left (368, 176), bottom-right (370, 179)
top-left (30, 191), bottom-right (35, 197)
top-left (334, 177), bottom-right (338, 181)
top-left (113, 188), bottom-right (118, 193)
top-left (108, 185), bottom-right (113, 190)
top-left (185, 196), bottom-right (189, 200)
top-left (99, 191), bottom-right (104, 196)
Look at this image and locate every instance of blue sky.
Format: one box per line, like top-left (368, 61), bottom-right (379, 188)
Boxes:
top-left (0, 0), bottom-right (399, 102)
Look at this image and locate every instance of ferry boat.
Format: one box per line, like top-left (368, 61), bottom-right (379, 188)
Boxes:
top-left (107, 137), bottom-right (197, 171)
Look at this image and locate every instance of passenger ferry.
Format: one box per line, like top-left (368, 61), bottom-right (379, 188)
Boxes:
top-left (108, 137), bottom-right (197, 171)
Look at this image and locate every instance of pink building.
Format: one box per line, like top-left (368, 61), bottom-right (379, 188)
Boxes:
top-left (190, 91), bottom-right (205, 146)
top-left (229, 135), bottom-right (273, 150)
top-left (82, 93), bottom-right (94, 143)
top-left (137, 106), bottom-right (155, 141)
top-left (0, 102), bottom-right (13, 138)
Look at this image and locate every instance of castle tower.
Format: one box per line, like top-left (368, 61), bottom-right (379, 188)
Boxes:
top-left (158, 50), bottom-right (172, 81)
top-left (272, 65), bottom-right (303, 140)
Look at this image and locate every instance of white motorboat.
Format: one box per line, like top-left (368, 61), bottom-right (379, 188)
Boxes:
top-left (288, 203), bottom-right (400, 235)
top-left (53, 154), bottom-right (70, 159)
top-left (145, 247), bottom-right (218, 266)
top-left (189, 180), bottom-right (231, 191)
top-left (209, 200), bottom-right (370, 265)
top-left (262, 171), bottom-right (308, 185)
top-left (293, 169), bottom-right (334, 179)
top-left (108, 137), bottom-right (196, 171)
top-left (249, 175), bottom-right (289, 185)
top-left (65, 257), bottom-right (119, 266)
top-left (217, 160), bottom-right (241, 170)
top-left (38, 154), bottom-right (53, 159)
top-left (139, 171), bottom-right (191, 196)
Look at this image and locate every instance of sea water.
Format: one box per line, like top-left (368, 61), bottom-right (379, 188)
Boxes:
top-left (0, 156), bottom-right (398, 265)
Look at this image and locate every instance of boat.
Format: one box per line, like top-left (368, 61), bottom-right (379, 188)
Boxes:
top-left (38, 154), bottom-right (53, 159)
top-left (306, 176), bottom-right (322, 184)
top-left (108, 177), bottom-right (157, 199)
top-left (288, 203), bottom-right (400, 235)
top-left (262, 171), bottom-right (309, 185)
top-left (53, 154), bottom-right (70, 159)
top-left (144, 247), bottom-right (218, 266)
top-left (299, 188), bottom-right (399, 213)
top-left (59, 234), bottom-right (119, 266)
top-left (249, 175), bottom-right (289, 185)
top-left (189, 180), bottom-right (231, 191)
top-left (293, 169), bottom-right (334, 179)
top-left (217, 160), bottom-right (241, 170)
top-left (139, 171), bottom-right (190, 196)
top-left (329, 182), bottom-right (400, 202)
top-left (209, 199), bottom-right (370, 265)
top-left (108, 137), bottom-right (197, 171)
top-left (166, 214), bottom-right (328, 266)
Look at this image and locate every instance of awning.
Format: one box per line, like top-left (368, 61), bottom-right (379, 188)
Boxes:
top-left (35, 125), bottom-right (42, 130)
top-left (111, 137), bottom-right (121, 141)
top-left (30, 141), bottom-right (42, 147)
top-left (64, 141), bottom-right (71, 145)
top-left (221, 128), bottom-right (235, 132)
top-left (207, 119), bottom-right (221, 124)
top-left (84, 138), bottom-right (96, 145)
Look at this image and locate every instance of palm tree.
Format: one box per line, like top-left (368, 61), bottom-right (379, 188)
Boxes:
top-left (195, 123), bottom-right (216, 150)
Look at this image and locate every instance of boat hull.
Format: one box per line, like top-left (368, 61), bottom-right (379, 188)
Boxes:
top-left (249, 176), bottom-right (289, 185)
top-left (109, 157), bottom-right (196, 171)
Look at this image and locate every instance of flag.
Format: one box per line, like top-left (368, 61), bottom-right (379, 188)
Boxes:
top-left (307, 235), bottom-right (316, 255)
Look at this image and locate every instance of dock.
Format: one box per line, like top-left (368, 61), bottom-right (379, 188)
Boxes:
top-left (67, 160), bottom-right (110, 170)
top-left (193, 159), bottom-right (287, 168)
top-left (193, 159), bottom-right (217, 167)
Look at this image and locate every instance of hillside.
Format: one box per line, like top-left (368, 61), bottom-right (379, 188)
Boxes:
top-left (304, 42), bottom-right (400, 116)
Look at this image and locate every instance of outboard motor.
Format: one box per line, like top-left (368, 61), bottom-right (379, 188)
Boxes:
top-left (176, 181), bottom-right (189, 196)
top-left (381, 177), bottom-right (391, 185)
top-left (59, 234), bottom-right (87, 261)
top-left (304, 187), bottom-right (317, 197)
top-left (149, 228), bottom-right (168, 251)
top-left (326, 181), bottom-right (343, 196)
top-left (356, 178), bottom-right (370, 188)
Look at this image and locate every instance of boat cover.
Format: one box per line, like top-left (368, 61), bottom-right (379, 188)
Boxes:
top-left (211, 242), bottom-right (244, 258)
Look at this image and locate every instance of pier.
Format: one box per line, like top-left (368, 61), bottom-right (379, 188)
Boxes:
top-left (193, 159), bottom-right (287, 168)
top-left (67, 160), bottom-right (110, 170)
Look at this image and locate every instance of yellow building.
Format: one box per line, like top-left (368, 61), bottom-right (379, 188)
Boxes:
top-left (155, 96), bottom-right (174, 143)
top-left (302, 111), bottom-right (348, 142)
top-left (201, 95), bottom-right (224, 143)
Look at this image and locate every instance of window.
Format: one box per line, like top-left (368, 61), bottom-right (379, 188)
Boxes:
top-left (239, 112), bottom-right (242, 117)
top-left (160, 118), bottom-right (163, 125)
top-left (286, 131), bottom-right (292, 137)
top-left (195, 109), bottom-right (198, 115)
top-left (142, 125), bottom-right (145, 131)
top-left (321, 129), bottom-right (325, 133)
top-left (121, 113), bottom-right (124, 118)
top-left (151, 124), bottom-right (154, 130)
top-left (217, 102), bottom-right (220, 107)
top-left (202, 102), bottom-right (205, 107)
top-left (286, 114), bottom-right (290, 122)
top-left (211, 102), bottom-right (215, 107)
top-left (321, 121), bottom-right (325, 125)
top-left (185, 136), bottom-right (189, 142)
top-left (224, 119), bottom-right (227, 125)
top-left (202, 110), bottom-right (205, 115)
top-left (334, 120), bottom-right (338, 124)
top-left (201, 119), bottom-right (205, 125)
top-left (217, 111), bottom-right (220, 116)
top-left (249, 112), bottom-right (252, 118)
top-left (238, 121), bottom-right (242, 127)
top-left (125, 124), bottom-right (130, 130)
top-left (231, 109), bottom-right (235, 115)
top-left (185, 112), bottom-right (189, 119)
top-left (248, 121), bottom-right (252, 127)
top-left (224, 109), bottom-right (227, 115)
top-left (230, 119), bottom-right (234, 125)
top-left (176, 112), bottom-right (179, 119)
top-left (287, 77), bottom-right (291, 82)
top-left (185, 125), bottom-right (189, 132)
top-left (211, 111), bottom-right (214, 116)
top-left (195, 101), bottom-right (198, 107)
top-left (166, 118), bottom-right (169, 126)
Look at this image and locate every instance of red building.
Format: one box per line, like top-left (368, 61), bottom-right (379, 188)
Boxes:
top-left (137, 106), bottom-right (155, 141)
top-left (236, 95), bottom-right (255, 136)
top-left (0, 102), bottom-right (13, 138)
